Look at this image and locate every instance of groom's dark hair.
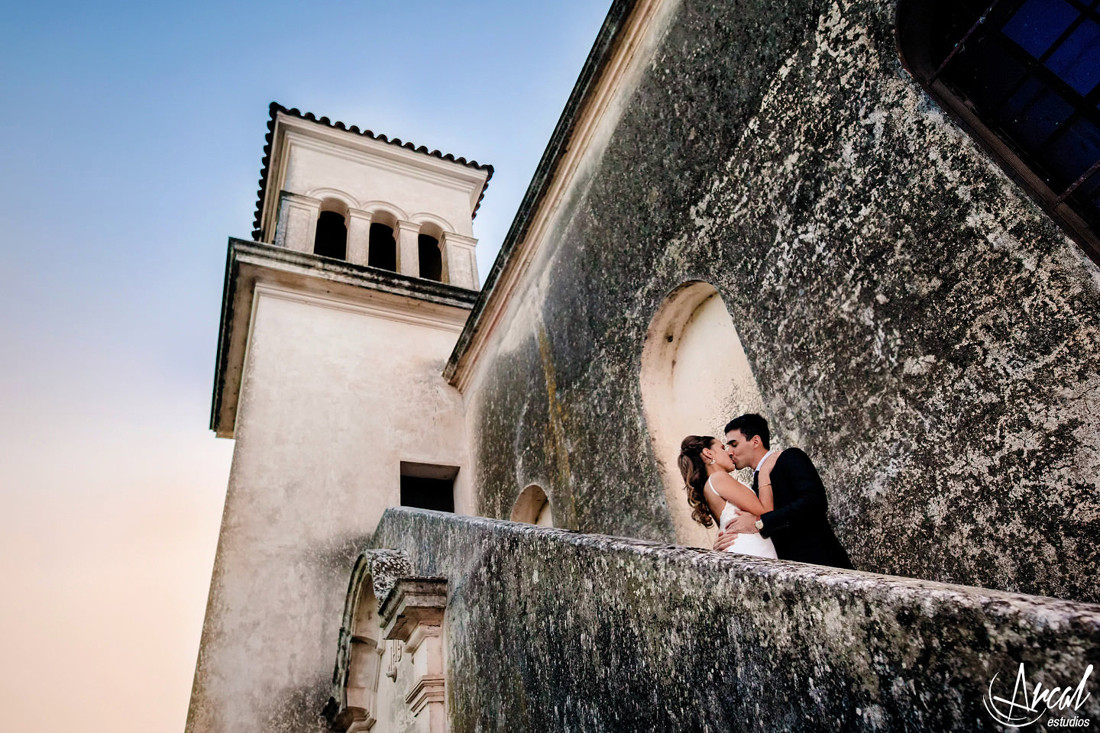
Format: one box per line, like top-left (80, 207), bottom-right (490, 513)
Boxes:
top-left (724, 414), bottom-right (770, 449)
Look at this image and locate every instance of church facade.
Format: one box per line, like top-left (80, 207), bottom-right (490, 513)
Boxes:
top-left (189, 0), bottom-right (1100, 730)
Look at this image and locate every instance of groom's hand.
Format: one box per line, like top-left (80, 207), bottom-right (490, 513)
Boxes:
top-left (726, 509), bottom-right (761, 534)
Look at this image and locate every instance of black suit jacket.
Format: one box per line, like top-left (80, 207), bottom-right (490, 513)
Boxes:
top-left (758, 448), bottom-right (853, 569)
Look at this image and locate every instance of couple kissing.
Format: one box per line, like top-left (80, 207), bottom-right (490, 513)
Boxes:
top-left (679, 414), bottom-right (853, 569)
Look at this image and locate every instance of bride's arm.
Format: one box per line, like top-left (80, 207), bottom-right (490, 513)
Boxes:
top-left (757, 452), bottom-right (778, 513)
top-left (708, 472), bottom-right (767, 516)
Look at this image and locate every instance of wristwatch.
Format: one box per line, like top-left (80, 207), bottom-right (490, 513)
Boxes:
top-left (754, 519), bottom-right (764, 531)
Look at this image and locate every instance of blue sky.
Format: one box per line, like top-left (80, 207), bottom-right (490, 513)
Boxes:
top-left (0, 1), bottom-right (610, 728)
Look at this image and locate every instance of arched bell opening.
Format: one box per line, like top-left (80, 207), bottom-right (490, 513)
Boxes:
top-left (314, 199), bottom-right (349, 260)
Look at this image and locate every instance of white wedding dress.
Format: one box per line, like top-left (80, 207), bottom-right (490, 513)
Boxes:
top-left (707, 476), bottom-right (778, 559)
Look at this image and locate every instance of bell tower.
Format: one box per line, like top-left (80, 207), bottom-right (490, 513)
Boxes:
top-left (189, 103), bottom-right (491, 732)
top-left (253, 103), bottom-right (487, 289)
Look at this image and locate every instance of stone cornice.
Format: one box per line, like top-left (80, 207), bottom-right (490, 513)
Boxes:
top-left (209, 239), bottom-right (477, 438)
top-left (404, 675), bottom-right (446, 716)
top-left (440, 231), bottom-right (477, 248)
top-left (279, 190), bottom-right (321, 206)
top-left (257, 109), bottom-right (491, 243)
top-left (284, 125), bottom-right (488, 196)
top-left (252, 102), bottom-right (493, 240)
top-left (379, 578), bottom-right (448, 642)
top-left (393, 219), bottom-right (421, 233)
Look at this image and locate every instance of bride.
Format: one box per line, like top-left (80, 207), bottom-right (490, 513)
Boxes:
top-left (678, 435), bottom-right (778, 558)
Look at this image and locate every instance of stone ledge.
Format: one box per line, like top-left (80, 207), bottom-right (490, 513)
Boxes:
top-left (372, 507), bottom-right (1100, 730)
top-left (376, 509), bottom-right (1100, 619)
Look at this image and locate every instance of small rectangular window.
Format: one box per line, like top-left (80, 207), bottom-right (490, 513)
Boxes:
top-left (399, 462), bottom-right (457, 513)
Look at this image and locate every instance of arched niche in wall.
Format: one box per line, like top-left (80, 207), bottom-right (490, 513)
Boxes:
top-left (510, 484), bottom-right (554, 527)
top-left (345, 583), bottom-right (381, 725)
top-left (327, 549), bottom-right (411, 732)
top-left (640, 281), bottom-right (767, 548)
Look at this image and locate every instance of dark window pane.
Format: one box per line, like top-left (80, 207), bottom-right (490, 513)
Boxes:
top-left (900, 0), bottom-right (1100, 255)
top-left (1074, 170), bottom-right (1100, 230)
top-left (1045, 18), bottom-right (1100, 95)
top-left (1083, 172), bottom-right (1100, 207)
top-left (1002, 0), bottom-right (1079, 58)
top-left (997, 76), bottom-right (1076, 148)
top-left (949, 36), bottom-right (1029, 110)
top-left (928, 0), bottom-right (991, 66)
top-left (1044, 117), bottom-right (1100, 186)
top-left (1078, 167), bottom-right (1100, 199)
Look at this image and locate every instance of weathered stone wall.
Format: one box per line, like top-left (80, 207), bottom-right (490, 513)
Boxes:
top-left (463, 0), bottom-right (1100, 601)
top-left (373, 508), bottom-right (1100, 731)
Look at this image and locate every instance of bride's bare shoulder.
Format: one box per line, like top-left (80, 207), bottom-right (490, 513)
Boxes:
top-left (710, 471), bottom-right (747, 490)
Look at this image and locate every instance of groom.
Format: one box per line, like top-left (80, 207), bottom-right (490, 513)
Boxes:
top-left (714, 414), bottom-right (853, 569)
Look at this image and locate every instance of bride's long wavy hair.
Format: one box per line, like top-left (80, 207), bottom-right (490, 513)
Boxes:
top-left (679, 435), bottom-right (717, 528)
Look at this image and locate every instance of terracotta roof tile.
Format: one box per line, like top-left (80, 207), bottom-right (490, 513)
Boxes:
top-left (251, 102), bottom-right (494, 240)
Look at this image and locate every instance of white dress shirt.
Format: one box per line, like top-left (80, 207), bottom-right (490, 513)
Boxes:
top-left (754, 450), bottom-right (776, 476)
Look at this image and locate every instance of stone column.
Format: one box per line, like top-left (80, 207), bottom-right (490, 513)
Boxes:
top-left (439, 232), bottom-right (479, 289)
top-left (394, 220), bottom-right (421, 278)
top-left (274, 192), bottom-right (322, 254)
top-left (346, 209), bottom-right (373, 266)
top-left (380, 579), bottom-right (448, 733)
